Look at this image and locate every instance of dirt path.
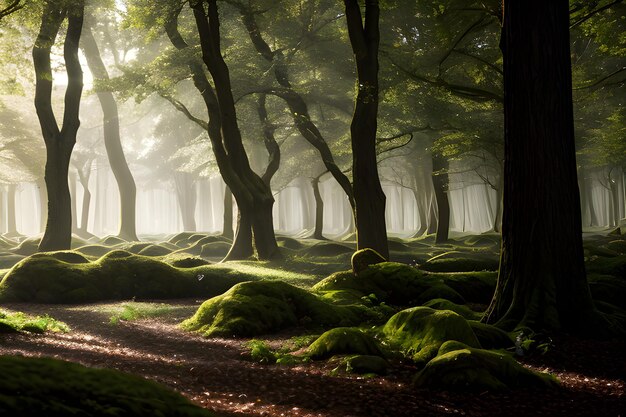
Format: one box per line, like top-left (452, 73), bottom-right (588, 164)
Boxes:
top-left (0, 301), bottom-right (624, 417)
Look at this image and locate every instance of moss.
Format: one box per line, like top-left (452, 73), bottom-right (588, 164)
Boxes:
top-left (383, 306), bottom-right (480, 367)
top-left (587, 274), bottom-right (626, 309)
top-left (606, 239), bottom-right (626, 254)
top-left (420, 253), bottom-right (499, 273)
top-left (307, 242), bottom-right (354, 257)
top-left (307, 327), bottom-right (384, 359)
top-left (344, 355), bottom-right (389, 375)
top-left (277, 237), bottom-right (305, 250)
top-left (413, 341), bottom-right (558, 391)
top-left (351, 248), bottom-right (387, 274)
top-left (126, 242), bottom-right (153, 254)
top-left (314, 263), bottom-right (464, 306)
top-left (181, 281), bottom-right (359, 337)
top-left (165, 255), bottom-right (210, 268)
top-left (138, 244), bottom-right (172, 257)
top-left (201, 241), bottom-right (231, 258)
top-left (422, 298), bottom-right (482, 320)
top-left (464, 235), bottom-right (500, 247)
top-left (436, 272), bottom-right (497, 304)
top-left (75, 244), bottom-right (112, 257)
top-left (168, 231), bottom-right (196, 246)
top-left (586, 254), bottom-right (626, 278)
top-left (0, 356), bottom-right (217, 416)
top-left (467, 321), bottom-right (514, 349)
top-left (0, 310), bottom-right (68, 334)
top-left (0, 252), bottom-right (252, 303)
top-left (31, 251), bottom-right (90, 264)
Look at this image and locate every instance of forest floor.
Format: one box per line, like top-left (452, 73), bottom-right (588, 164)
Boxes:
top-left (0, 300), bottom-right (624, 417)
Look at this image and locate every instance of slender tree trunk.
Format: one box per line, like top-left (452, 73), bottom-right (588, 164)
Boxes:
top-left (484, 0), bottom-right (601, 333)
top-left (493, 166), bottom-right (504, 233)
top-left (6, 184), bottom-right (17, 235)
top-left (432, 153), bottom-right (450, 243)
top-left (36, 177), bottom-right (47, 233)
top-left (312, 174), bottom-right (326, 240)
top-left (344, 0), bottom-right (388, 259)
top-left (413, 189), bottom-right (428, 237)
top-left (258, 94), bottom-right (280, 186)
top-left (78, 173), bottom-right (91, 233)
top-left (81, 25), bottom-right (138, 241)
top-left (222, 186), bottom-right (234, 239)
top-left (34, 2), bottom-right (84, 251)
top-left (69, 172), bottom-right (78, 232)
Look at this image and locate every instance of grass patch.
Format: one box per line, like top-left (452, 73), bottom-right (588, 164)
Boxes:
top-left (109, 302), bottom-right (178, 325)
top-left (0, 310), bottom-right (69, 334)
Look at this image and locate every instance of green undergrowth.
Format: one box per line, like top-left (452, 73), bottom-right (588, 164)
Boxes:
top-left (0, 310), bottom-right (68, 334)
top-left (0, 356), bottom-right (218, 416)
top-left (108, 302), bottom-right (179, 325)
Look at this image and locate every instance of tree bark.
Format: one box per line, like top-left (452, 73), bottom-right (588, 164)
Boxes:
top-left (258, 94), bottom-right (280, 186)
top-left (189, 0), bottom-right (279, 260)
top-left (174, 172), bottom-right (197, 232)
top-left (222, 186), bottom-right (233, 239)
top-left (36, 177), bottom-right (47, 233)
top-left (77, 168), bottom-right (91, 234)
top-left (432, 153), bottom-right (450, 243)
top-left (6, 184), bottom-right (17, 235)
top-left (34, 2), bottom-right (84, 252)
top-left (344, 0), bottom-right (388, 259)
top-left (484, 0), bottom-right (601, 333)
top-left (312, 173), bottom-right (326, 240)
top-left (81, 24), bottom-right (138, 241)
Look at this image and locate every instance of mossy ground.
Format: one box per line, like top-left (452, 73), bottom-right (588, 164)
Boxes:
top-left (0, 355), bottom-right (217, 417)
top-left (0, 309), bottom-right (68, 334)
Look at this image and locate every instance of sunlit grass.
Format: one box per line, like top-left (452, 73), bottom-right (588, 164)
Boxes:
top-left (107, 302), bottom-right (182, 324)
top-left (0, 310), bottom-right (69, 333)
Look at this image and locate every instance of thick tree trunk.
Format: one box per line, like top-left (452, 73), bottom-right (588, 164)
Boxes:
top-left (484, 0), bottom-right (601, 333)
top-left (344, 0), bottom-right (388, 259)
top-left (432, 153), bottom-right (450, 244)
top-left (222, 186), bottom-right (234, 239)
top-left (82, 25), bottom-right (138, 241)
top-left (34, 3), bottom-right (84, 251)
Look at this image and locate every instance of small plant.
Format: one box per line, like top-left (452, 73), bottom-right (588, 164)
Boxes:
top-left (0, 310), bottom-right (69, 334)
top-left (109, 302), bottom-right (174, 325)
top-left (245, 339), bottom-right (277, 364)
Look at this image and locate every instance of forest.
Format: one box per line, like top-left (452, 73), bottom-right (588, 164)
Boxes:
top-left (0, 0), bottom-right (624, 416)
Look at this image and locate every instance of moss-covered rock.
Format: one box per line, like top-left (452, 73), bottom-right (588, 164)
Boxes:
top-left (422, 299), bottom-right (482, 320)
top-left (413, 341), bottom-right (557, 391)
top-left (308, 327), bottom-right (384, 358)
top-left (75, 244), bottom-right (112, 257)
top-left (315, 262), bottom-right (464, 306)
top-left (0, 356), bottom-right (217, 416)
top-left (307, 242), bottom-right (354, 257)
top-left (344, 355), bottom-right (389, 375)
top-left (383, 307), bottom-right (480, 366)
top-left (437, 272), bottom-right (497, 304)
top-left (201, 241), bottom-right (231, 258)
top-left (0, 252), bottom-right (251, 303)
top-left (101, 235), bottom-right (127, 246)
top-left (277, 237), bottom-right (305, 250)
top-left (164, 255), bottom-right (211, 268)
top-left (181, 281), bottom-right (359, 337)
top-left (351, 248), bottom-right (386, 275)
top-left (420, 253), bottom-right (499, 273)
top-left (606, 239), bottom-right (626, 254)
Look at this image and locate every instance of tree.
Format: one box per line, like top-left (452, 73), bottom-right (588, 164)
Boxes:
top-left (33, 0), bottom-right (85, 251)
top-left (81, 18), bottom-right (139, 241)
top-left (344, 0), bottom-right (388, 258)
top-left (484, 0), bottom-right (605, 333)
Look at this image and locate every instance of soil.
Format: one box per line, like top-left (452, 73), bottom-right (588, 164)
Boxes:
top-left (0, 300), bottom-right (624, 417)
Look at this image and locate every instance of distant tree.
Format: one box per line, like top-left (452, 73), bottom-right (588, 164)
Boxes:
top-left (33, 1), bottom-right (85, 251)
top-left (343, 0), bottom-right (389, 258)
top-left (484, 0), bottom-right (608, 333)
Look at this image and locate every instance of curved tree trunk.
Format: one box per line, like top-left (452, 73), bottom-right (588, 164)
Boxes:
top-left (344, 0), bottom-right (388, 259)
top-left (484, 0), bottom-right (601, 333)
top-left (432, 153), bottom-right (450, 244)
top-left (77, 171), bottom-right (91, 234)
top-left (34, 2), bottom-right (84, 252)
top-left (312, 173), bottom-right (326, 240)
top-left (81, 24), bottom-right (138, 241)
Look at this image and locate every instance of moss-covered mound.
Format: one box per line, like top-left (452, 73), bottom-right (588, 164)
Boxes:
top-left (164, 255), bottom-right (211, 268)
top-left (383, 307), bottom-right (480, 366)
top-left (343, 354), bottom-right (389, 375)
top-left (351, 248), bottom-right (386, 274)
top-left (201, 242), bottom-right (231, 258)
top-left (75, 244), bottom-right (113, 257)
top-left (422, 298), bottom-right (482, 320)
top-left (12, 238), bottom-right (41, 256)
top-left (277, 237), bottom-right (305, 250)
top-left (31, 251), bottom-right (90, 264)
top-left (437, 272), bottom-right (497, 304)
top-left (413, 341), bottom-right (557, 391)
top-left (138, 244), bottom-right (172, 257)
top-left (467, 321), bottom-right (514, 349)
top-left (307, 242), bottom-right (354, 257)
top-left (420, 253), bottom-right (499, 272)
top-left (586, 254), bottom-right (626, 278)
top-left (314, 262), bottom-right (464, 306)
top-left (0, 251), bottom-right (252, 303)
top-left (0, 356), bottom-right (217, 416)
top-left (181, 281), bottom-right (359, 337)
top-left (308, 327), bottom-right (384, 359)
top-left (0, 253), bottom-right (24, 269)
top-left (588, 274), bottom-right (626, 309)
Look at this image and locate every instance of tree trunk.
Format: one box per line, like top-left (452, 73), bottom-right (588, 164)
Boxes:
top-left (432, 153), bottom-right (450, 244)
top-left (312, 174), bottom-right (326, 240)
top-left (412, 189), bottom-right (428, 237)
top-left (36, 177), bottom-right (47, 233)
top-left (78, 172), bottom-right (91, 233)
top-left (484, 0), bottom-right (602, 333)
top-left (189, 0), bottom-right (279, 260)
top-left (258, 94), bottom-right (281, 186)
top-left (224, 208), bottom-right (253, 261)
top-left (81, 25), bottom-right (138, 241)
top-left (493, 166), bottom-right (504, 233)
top-left (69, 172), bottom-right (78, 233)
top-left (344, 0), bottom-right (388, 259)
top-left (34, 3), bottom-right (84, 251)
top-left (222, 186), bottom-right (234, 239)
